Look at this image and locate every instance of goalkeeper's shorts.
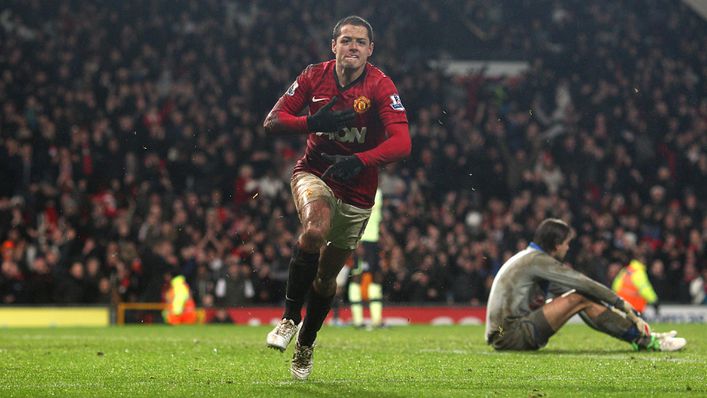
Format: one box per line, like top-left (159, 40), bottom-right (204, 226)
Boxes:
top-left (488, 308), bottom-right (555, 351)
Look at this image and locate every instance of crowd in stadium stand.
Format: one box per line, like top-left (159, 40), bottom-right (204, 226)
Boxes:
top-left (1, 0), bottom-right (706, 308)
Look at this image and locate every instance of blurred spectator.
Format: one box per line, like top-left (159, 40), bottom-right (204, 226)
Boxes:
top-left (210, 308), bottom-right (235, 324)
top-left (684, 262), bottom-right (705, 305)
top-left (450, 257), bottom-right (486, 305)
top-left (694, 268), bottom-right (707, 305)
top-left (140, 240), bottom-right (177, 302)
top-left (53, 262), bottom-right (87, 304)
top-left (648, 259), bottom-right (670, 302)
top-left (215, 256), bottom-right (254, 307)
top-left (1, 259), bottom-right (25, 303)
top-left (26, 256), bottom-right (54, 303)
top-left (95, 277), bottom-right (114, 304)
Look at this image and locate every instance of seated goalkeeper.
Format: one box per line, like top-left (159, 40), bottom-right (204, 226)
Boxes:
top-left (485, 218), bottom-right (686, 352)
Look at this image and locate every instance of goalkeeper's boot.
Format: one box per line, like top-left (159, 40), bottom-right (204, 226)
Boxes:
top-left (266, 319), bottom-right (299, 352)
top-left (632, 335), bottom-right (686, 352)
top-left (656, 335), bottom-right (687, 352)
top-left (290, 340), bottom-right (315, 380)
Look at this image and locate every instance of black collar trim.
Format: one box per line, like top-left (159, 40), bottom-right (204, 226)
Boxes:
top-left (334, 66), bottom-right (367, 91)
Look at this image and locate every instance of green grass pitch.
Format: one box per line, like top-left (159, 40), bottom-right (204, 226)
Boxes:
top-left (1, 324), bottom-right (705, 397)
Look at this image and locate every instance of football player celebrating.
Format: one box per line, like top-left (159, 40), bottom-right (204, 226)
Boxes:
top-left (263, 15), bottom-right (410, 380)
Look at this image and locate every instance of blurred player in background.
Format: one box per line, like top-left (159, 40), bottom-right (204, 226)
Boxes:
top-left (349, 189), bottom-right (384, 329)
top-left (486, 218), bottom-right (686, 352)
top-left (263, 16), bottom-right (410, 380)
top-left (329, 257), bottom-right (352, 326)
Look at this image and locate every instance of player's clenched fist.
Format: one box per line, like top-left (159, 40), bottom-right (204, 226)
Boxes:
top-left (320, 153), bottom-right (363, 181)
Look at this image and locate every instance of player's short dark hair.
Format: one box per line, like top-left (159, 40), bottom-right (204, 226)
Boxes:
top-left (533, 218), bottom-right (573, 253)
top-left (332, 15), bottom-right (373, 42)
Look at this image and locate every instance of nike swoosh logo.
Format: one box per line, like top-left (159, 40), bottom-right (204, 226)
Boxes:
top-left (312, 97), bottom-right (329, 102)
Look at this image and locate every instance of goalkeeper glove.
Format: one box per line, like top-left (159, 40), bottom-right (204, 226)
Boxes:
top-left (307, 96), bottom-right (356, 132)
top-left (618, 299), bottom-right (651, 337)
top-left (321, 153), bottom-right (364, 181)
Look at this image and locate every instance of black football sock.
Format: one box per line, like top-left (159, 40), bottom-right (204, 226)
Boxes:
top-left (282, 245), bottom-right (319, 324)
top-left (579, 309), bottom-right (650, 346)
top-left (298, 289), bottom-right (334, 347)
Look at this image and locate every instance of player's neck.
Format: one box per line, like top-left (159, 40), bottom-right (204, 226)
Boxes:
top-left (335, 64), bottom-right (365, 87)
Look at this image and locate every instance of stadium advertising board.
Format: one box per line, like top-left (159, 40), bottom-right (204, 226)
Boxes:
top-left (204, 306), bottom-right (487, 326)
top-left (205, 305), bottom-right (707, 326)
top-left (0, 307), bottom-right (110, 327)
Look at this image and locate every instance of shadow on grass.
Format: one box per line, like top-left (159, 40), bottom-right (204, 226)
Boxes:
top-left (531, 349), bottom-right (632, 356)
top-left (276, 381), bottom-right (408, 398)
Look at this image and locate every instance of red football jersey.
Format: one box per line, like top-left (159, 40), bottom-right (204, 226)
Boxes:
top-left (269, 60), bottom-right (409, 208)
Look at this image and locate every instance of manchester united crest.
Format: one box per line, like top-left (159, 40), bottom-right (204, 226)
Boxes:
top-left (353, 96), bottom-right (371, 114)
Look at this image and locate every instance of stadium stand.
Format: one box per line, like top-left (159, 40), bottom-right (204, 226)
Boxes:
top-left (0, 1), bottom-right (705, 310)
